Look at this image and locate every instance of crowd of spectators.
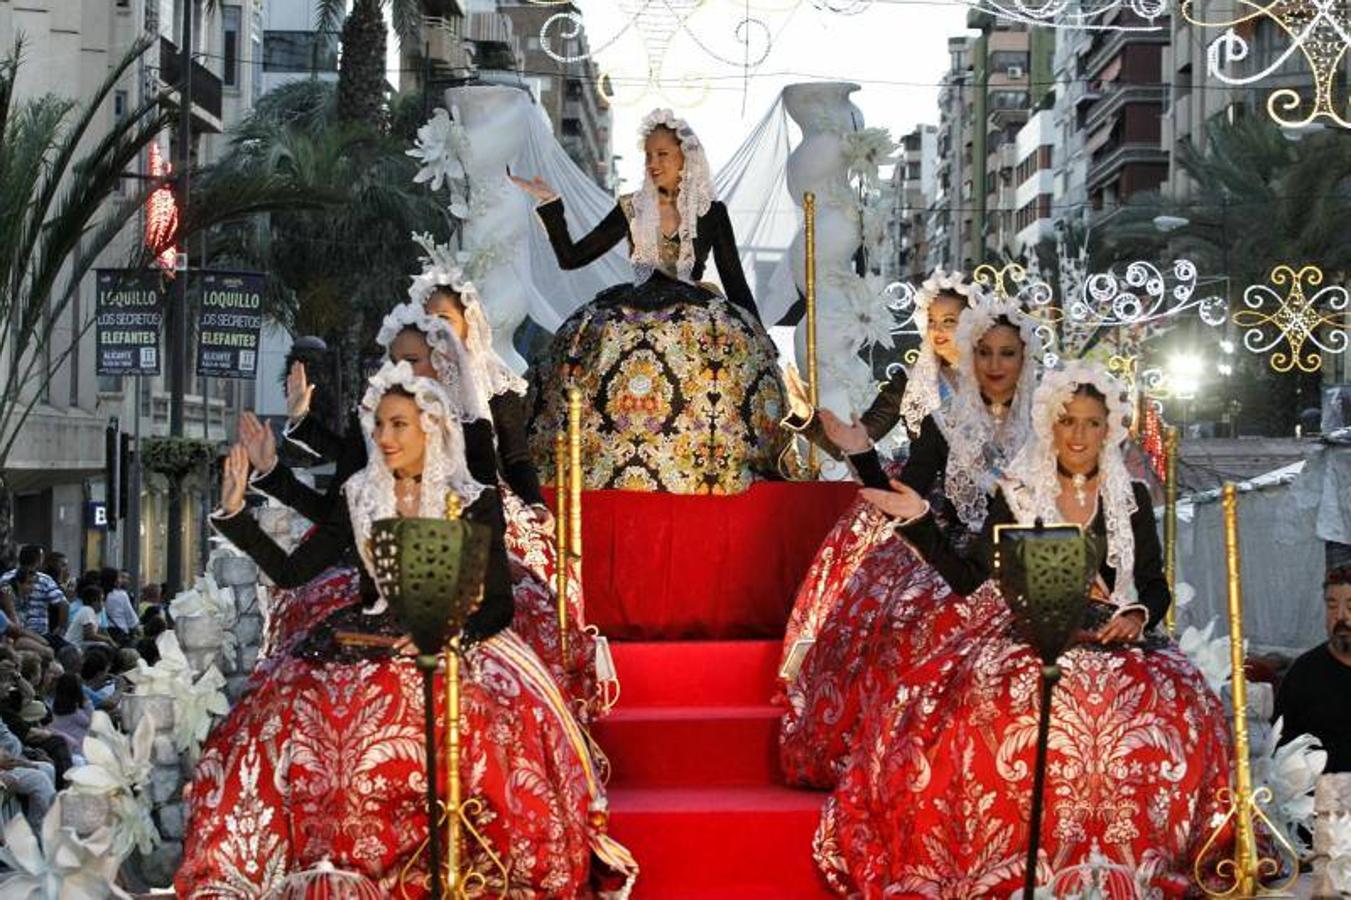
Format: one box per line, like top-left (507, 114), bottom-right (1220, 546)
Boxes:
top-left (0, 544), bottom-right (172, 832)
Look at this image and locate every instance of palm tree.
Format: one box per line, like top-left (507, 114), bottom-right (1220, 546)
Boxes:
top-left (317, 0), bottom-right (427, 126)
top-left (205, 79), bottom-right (449, 407)
top-left (1101, 117), bottom-right (1351, 434)
top-left (0, 38), bottom-right (173, 553)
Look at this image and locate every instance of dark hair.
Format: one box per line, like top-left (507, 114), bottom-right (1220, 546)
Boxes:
top-left (136, 636), bottom-right (160, 667)
top-left (52, 672), bottom-right (83, 716)
top-left (143, 613), bottom-right (167, 639)
top-left (12, 567), bottom-right (36, 590)
top-left (933, 289), bottom-right (969, 308)
top-left (81, 645), bottom-right (112, 681)
top-left (99, 567), bottom-right (119, 593)
top-left (79, 585), bottom-right (103, 608)
top-left (1073, 383), bottom-right (1108, 405)
top-left (1327, 566), bottom-right (1351, 588)
top-left (43, 552), bottom-right (68, 583)
top-left (16, 545), bottom-right (42, 568)
top-left (427, 285), bottom-right (465, 309)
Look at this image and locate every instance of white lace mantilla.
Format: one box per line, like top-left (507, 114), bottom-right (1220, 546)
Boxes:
top-left (345, 362), bottom-right (488, 587)
top-left (941, 286), bottom-right (1044, 530)
top-left (1001, 360), bottom-right (1140, 611)
top-left (408, 233), bottom-right (528, 401)
top-left (899, 268), bottom-right (976, 436)
top-left (375, 300), bottom-right (494, 423)
top-left (629, 108), bottom-right (714, 285)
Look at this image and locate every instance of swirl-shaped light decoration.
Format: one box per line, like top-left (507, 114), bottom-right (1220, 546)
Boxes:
top-left (1181, 0), bottom-right (1351, 129)
top-left (972, 262), bottom-right (1061, 366)
top-left (810, 0), bottom-right (1166, 29)
top-left (1233, 264), bottom-right (1350, 373)
top-left (1073, 259), bottom-right (1228, 331)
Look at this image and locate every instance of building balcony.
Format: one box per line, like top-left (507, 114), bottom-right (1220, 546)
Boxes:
top-left (1082, 25), bottom-right (1169, 81)
top-left (1085, 83), bottom-right (1167, 130)
top-left (158, 37), bottom-right (223, 133)
top-left (1087, 140), bottom-right (1168, 190)
top-left (422, 16), bottom-right (472, 73)
top-left (466, 11), bottom-right (521, 70)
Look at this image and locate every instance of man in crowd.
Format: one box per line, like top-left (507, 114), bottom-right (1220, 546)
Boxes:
top-left (1, 546), bottom-right (66, 639)
top-left (1275, 565), bottom-right (1351, 772)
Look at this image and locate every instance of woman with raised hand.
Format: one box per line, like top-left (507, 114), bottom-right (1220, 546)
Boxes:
top-left (514, 108), bottom-right (786, 495)
top-left (241, 302), bottom-right (601, 717)
top-left (779, 288), bottom-right (1043, 789)
top-left (177, 362), bottom-right (635, 898)
top-left (816, 361), bottom-right (1231, 896)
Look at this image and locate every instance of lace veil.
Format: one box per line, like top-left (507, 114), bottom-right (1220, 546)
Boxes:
top-left (344, 362), bottom-right (488, 586)
top-left (941, 288), bottom-right (1044, 530)
top-left (1001, 361), bottom-right (1139, 610)
top-left (629, 108), bottom-right (715, 285)
top-left (375, 301), bottom-right (493, 424)
top-left (409, 233), bottom-right (528, 400)
top-left (899, 267), bottom-right (974, 437)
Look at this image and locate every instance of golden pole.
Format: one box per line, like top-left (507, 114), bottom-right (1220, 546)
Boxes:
top-left (1222, 482), bottom-right (1258, 897)
top-left (1164, 425), bottom-right (1179, 635)
top-left (443, 639), bottom-right (463, 896)
top-left (554, 432), bottom-right (569, 660)
top-left (567, 387), bottom-right (583, 586)
top-left (803, 191), bottom-right (819, 477)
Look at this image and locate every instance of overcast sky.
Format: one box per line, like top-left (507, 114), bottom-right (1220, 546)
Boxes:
top-left (566, 0), bottom-right (974, 186)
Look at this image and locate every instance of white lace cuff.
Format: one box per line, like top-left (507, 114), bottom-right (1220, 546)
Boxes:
top-left (1111, 603), bottom-right (1149, 623)
top-left (283, 417), bottom-right (320, 458)
top-left (210, 505), bottom-right (246, 523)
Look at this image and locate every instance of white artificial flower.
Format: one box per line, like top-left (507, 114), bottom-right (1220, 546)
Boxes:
top-left (64, 710), bottom-right (159, 857)
top-left (1178, 619), bottom-right (1232, 694)
top-left (1175, 580), bottom-right (1196, 610)
top-left (172, 664), bottom-right (231, 755)
top-left (821, 273), bottom-right (897, 353)
top-left (407, 107), bottom-right (468, 192)
top-left (0, 797), bottom-right (131, 898)
top-left (842, 127), bottom-right (897, 187)
top-left (1327, 812), bottom-right (1351, 893)
top-left (169, 572), bottom-right (239, 670)
top-left (124, 631), bottom-right (191, 698)
top-left (1249, 717), bottom-right (1326, 852)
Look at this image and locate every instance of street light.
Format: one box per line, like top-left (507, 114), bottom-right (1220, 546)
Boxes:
top-left (1168, 351), bottom-right (1204, 400)
top-left (1153, 214), bottom-right (1190, 233)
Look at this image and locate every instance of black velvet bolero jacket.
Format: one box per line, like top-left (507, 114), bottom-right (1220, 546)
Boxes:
top-left (210, 478), bottom-right (514, 646)
top-left (898, 480), bottom-right (1172, 630)
top-left (534, 196), bottom-right (760, 321)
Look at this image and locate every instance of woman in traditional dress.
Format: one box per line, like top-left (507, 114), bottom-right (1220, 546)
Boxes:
top-left (176, 362), bottom-right (636, 898)
top-left (816, 361), bottom-right (1232, 897)
top-left (777, 269), bottom-right (969, 678)
top-left (778, 290), bottom-right (1042, 788)
top-left (513, 108), bottom-right (786, 495)
top-left (242, 302), bottom-right (600, 717)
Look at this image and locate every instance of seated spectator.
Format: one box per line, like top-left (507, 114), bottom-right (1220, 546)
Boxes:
top-left (0, 715), bottom-right (55, 832)
top-left (0, 678), bottom-right (72, 783)
top-left (80, 646), bottom-right (120, 712)
top-left (1275, 565), bottom-right (1351, 772)
top-left (0, 603), bottom-right (55, 662)
top-left (138, 582), bottom-right (162, 618)
top-left (49, 672), bottom-right (92, 766)
top-left (42, 552), bottom-right (72, 600)
top-left (99, 567), bottom-right (139, 645)
top-left (64, 585), bottom-right (115, 648)
top-left (1, 546), bottom-right (65, 639)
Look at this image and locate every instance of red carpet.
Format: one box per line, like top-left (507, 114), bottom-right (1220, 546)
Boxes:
top-left (596, 639), bottom-right (833, 897)
top-left (543, 482), bottom-right (858, 639)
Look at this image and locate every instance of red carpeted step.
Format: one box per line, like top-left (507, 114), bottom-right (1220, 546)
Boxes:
top-left (607, 785), bottom-right (834, 897)
top-left (611, 639), bottom-right (782, 707)
top-left (596, 705), bottom-right (781, 787)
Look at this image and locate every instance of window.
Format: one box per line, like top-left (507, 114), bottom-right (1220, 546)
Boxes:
top-left (222, 5), bottom-right (241, 88)
top-left (990, 51), bottom-right (1030, 75)
top-left (989, 90), bottom-right (1030, 110)
top-left (263, 31), bottom-right (338, 73)
top-left (566, 79), bottom-right (584, 100)
top-left (561, 118), bottom-right (582, 136)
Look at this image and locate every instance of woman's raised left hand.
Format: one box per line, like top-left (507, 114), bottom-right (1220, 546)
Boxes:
top-left (860, 479), bottom-right (927, 522)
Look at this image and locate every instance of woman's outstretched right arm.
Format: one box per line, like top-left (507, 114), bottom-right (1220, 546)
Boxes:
top-left (512, 174), bottom-right (628, 270)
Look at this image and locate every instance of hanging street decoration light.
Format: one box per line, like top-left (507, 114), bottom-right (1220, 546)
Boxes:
top-left (1233, 264), bottom-right (1350, 373)
top-left (1181, 0), bottom-right (1351, 129)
